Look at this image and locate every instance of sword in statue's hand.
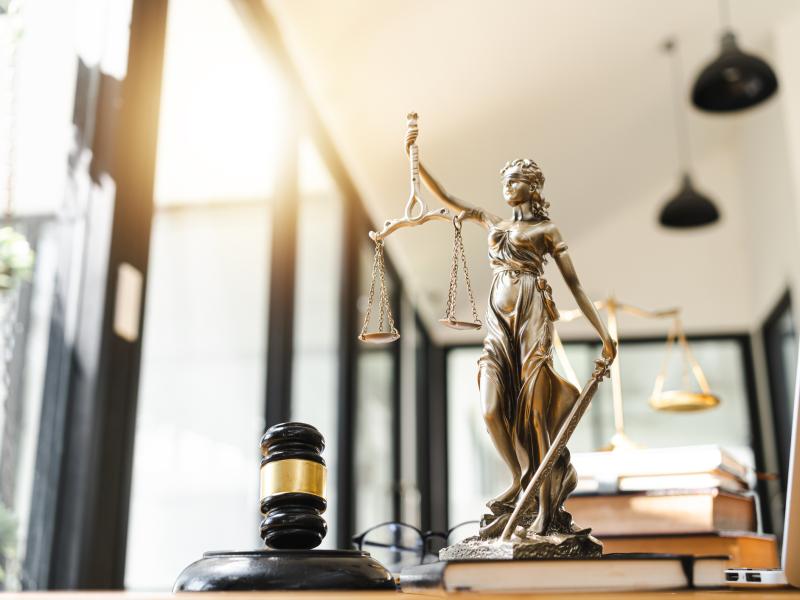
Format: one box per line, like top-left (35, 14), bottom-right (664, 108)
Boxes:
top-left (500, 356), bottom-right (613, 541)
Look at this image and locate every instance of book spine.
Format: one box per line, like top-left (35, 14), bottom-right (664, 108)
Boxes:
top-left (399, 564), bottom-right (447, 596)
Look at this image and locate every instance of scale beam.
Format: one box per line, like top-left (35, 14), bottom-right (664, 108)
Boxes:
top-left (558, 299), bottom-right (679, 323)
top-left (369, 208), bottom-right (450, 241)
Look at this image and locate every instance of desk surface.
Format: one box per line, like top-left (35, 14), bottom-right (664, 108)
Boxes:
top-left (7, 591), bottom-right (800, 599)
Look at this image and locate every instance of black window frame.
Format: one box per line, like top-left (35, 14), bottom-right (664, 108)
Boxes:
top-left (761, 290), bottom-right (797, 497)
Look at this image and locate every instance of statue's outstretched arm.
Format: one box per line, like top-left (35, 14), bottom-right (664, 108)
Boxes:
top-left (549, 226), bottom-right (616, 362)
top-left (405, 131), bottom-right (500, 229)
top-left (417, 161), bottom-right (500, 229)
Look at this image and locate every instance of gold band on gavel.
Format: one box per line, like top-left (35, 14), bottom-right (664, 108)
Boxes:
top-left (260, 459), bottom-right (326, 502)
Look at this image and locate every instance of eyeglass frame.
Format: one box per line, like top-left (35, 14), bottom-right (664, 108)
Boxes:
top-left (351, 520), bottom-right (481, 563)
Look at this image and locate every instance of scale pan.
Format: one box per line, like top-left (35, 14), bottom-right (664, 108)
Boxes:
top-left (649, 390), bottom-right (720, 412)
top-left (359, 332), bottom-right (400, 344)
top-left (439, 319), bottom-right (482, 331)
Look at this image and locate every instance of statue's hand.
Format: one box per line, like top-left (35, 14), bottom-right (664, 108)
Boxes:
top-left (405, 128), bottom-right (418, 155)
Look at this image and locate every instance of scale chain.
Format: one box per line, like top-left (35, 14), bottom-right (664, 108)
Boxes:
top-left (378, 243), bottom-right (397, 334)
top-left (444, 225), bottom-right (460, 320)
top-left (358, 238), bottom-right (399, 341)
top-left (444, 222), bottom-right (481, 325)
top-left (377, 246), bottom-right (386, 331)
top-left (359, 239), bottom-right (382, 338)
top-left (458, 228), bottom-right (481, 325)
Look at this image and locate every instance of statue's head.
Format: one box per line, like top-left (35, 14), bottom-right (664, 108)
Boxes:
top-left (500, 159), bottom-right (549, 219)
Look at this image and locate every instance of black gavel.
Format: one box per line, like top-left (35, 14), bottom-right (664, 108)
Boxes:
top-left (259, 422), bottom-right (327, 550)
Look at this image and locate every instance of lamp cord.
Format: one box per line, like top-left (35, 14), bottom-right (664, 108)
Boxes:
top-left (719, 0), bottom-right (731, 31)
top-left (663, 38), bottom-right (692, 175)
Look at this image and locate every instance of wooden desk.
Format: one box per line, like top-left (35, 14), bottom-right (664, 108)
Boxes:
top-left (6, 591), bottom-right (800, 599)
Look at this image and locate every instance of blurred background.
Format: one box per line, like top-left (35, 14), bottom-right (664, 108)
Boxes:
top-left (1, 0), bottom-right (799, 590)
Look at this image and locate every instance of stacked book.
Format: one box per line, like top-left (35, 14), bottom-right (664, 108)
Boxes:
top-left (399, 445), bottom-right (775, 594)
top-left (567, 445), bottom-right (778, 569)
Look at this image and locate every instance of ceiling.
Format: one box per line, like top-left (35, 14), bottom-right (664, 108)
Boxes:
top-left (265, 0), bottom-right (800, 343)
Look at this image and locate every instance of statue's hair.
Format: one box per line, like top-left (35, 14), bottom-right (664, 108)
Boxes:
top-left (501, 158), bottom-right (550, 220)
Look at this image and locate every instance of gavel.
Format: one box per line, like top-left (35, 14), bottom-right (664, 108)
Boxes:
top-left (174, 421), bottom-right (393, 592)
top-left (259, 422), bottom-right (327, 549)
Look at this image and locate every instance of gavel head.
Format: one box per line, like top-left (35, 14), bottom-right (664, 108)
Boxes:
top-left (259, 422), bottom-right (327, 550)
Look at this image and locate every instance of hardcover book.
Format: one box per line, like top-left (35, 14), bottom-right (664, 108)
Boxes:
top-left (564, 488), bottom-right (756, 536)
top-left (399, 554), bottom-right (728, 595)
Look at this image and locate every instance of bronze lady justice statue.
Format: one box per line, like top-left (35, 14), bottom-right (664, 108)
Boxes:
top-left (417, 155), bottom-right (616, 557)
top-left (364, 115), bottom-right (617, 558)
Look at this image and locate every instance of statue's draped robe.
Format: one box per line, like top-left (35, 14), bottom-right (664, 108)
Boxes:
top-left (479, 220), bottom-right (580, 534)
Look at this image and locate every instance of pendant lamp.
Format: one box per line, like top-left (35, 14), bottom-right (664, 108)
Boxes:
top-left (659, 39), bottom-right (720, 229)
top-left (660, 174), bottom-right (719, 228)
top-left (692, 1), bottom-right (778, 112)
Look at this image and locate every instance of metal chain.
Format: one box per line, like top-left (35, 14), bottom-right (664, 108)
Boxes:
top-left (377, 244), bottom-right (386, 331)
top-left (359, 238), bottom-right (398, 338)
top-left (458, 227), bottom-right (481, 325)
top-left (443, 220), bottom-right (481, 326)
top-left (377, 241), bottom-right (397, 334)
top-left (444, 223), bottom-right (460, 320)
top-left (359, 238), bottom-right (382, 338)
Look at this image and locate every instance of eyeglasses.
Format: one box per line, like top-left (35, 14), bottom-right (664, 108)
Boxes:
top-left (352, 520), bottom-right (480, 573)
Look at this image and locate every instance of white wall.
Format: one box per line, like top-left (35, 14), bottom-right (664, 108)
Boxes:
top-left (739, 99), bottom-right (800, 327)
top-left (551, 139), bottom-right (753, 340)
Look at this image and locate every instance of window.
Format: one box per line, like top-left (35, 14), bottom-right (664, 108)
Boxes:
top-left (0, 0), bottom-right (79, 589)
top-left (762, 292), bottom-right (798, 490)
top-left (0, 220), bottom-right (58, 590)
top-left (125, 204), bottom-right (270, 590)
top-left (125, 0), bottom-right (285, 589)
top-left (290, 140), bottom-right (344, 546)
top-left (446, 337), bottom-right (758, 526)
top-left (353, 242), bottom-right (400, 534)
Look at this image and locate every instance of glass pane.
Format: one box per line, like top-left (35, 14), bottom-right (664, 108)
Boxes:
top-left (126, 0), bottom-right (286, 589)
top-left (125, 205), bottom-right (269, 590)
top-left (581, 340), bottom-right (755, 465)
top-left (776, 310), bottom-right (798, 418)
top-left (355, 350), bottom-right (395, 533)
top-left (0, 0), bottom-right (80, 587)
top-left (153, 0), bottom-right (285, 206)
top-left (446, 347), bottom-right (498, 526)
top-left (291, 140), bottom-right (342, 547)
top-left (549, 339), bottom-right (755, 461)
top-left (0, 221), bottom-right (58, 590)
top-left (398, 297), bottom-right (421, 525)
top-left (354, 243), bottom-right (398, 534)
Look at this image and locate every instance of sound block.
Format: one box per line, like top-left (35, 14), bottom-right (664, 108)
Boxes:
top-left (173, 549), bottom-right (395, 592)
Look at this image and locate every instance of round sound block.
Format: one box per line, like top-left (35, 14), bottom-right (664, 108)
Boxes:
top-left (173, 549), bottom-right (395, 592)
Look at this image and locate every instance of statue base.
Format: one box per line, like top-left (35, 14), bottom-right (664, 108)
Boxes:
top-left (440, 531), bottom-right (603, 561)
top-left (173, 549), bottom-right (395, 592)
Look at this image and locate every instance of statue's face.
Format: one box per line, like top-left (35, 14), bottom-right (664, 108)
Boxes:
top-left (502, 176), bottom-right (531, 207)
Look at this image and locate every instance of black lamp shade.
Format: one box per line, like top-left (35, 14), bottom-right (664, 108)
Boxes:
top-left (692, 31), bottom-right (778, 112)
top-left (659, 174), bottom-right (720, 228)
